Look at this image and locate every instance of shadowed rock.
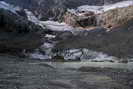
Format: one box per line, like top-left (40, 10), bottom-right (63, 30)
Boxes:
top-left (0, 8), bottom-right (44, 53)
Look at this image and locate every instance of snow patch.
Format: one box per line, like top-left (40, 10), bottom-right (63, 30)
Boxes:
top-left (40, 21), bottom-right (75, 32)
top-left (28, 42), bottom-right (55, 60)
top-left (75, 0), bottom-right (133, 14)
top-left (104, 0), bottom-right (133, 12)
top-left (0, 1), bottom-right (21, 14)
top-left (24, 9), bottom-right (40, 24)
top-left (77, 5), bottom-right (103, 14)
top-left (45, 34), bottom-right (56, 39)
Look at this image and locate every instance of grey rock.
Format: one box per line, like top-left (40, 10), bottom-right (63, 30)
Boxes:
top-left (0, 8), bottom-right (44, 52)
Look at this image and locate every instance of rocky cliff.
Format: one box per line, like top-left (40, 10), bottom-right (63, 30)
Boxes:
top-left (63, 1), bottom-right (133, 29)
top-left (0, 2), bottom-right (44, 54)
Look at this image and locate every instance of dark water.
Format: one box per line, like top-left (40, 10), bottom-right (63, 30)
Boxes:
top-left (0, 55), bottom-right (133, 89)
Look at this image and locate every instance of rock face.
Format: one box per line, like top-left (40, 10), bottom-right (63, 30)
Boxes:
top-left (63, 10), bottom-right (97, 27)
top-left (0, 8), bottom-right (44, 53)
top-left (63, 3), bottom-right (133, 28)
top-left (101, 6), bottom-right (133, 29)
top-left (2, 0), bottom-right (128, 21)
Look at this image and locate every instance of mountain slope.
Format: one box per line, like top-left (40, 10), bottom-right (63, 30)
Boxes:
top-left (1, 0), bottom-right (129, 21)
top-left (0, 1), bottom-right (44, 54)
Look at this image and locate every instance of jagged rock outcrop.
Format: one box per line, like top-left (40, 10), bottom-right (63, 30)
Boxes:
top-left (0, 8), bottom-right (44, 53)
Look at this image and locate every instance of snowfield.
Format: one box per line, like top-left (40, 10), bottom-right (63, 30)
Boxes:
top-left (104, 0), bottom-right (133, 12)
top-left (76, 0), bottom-right (133, 14)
